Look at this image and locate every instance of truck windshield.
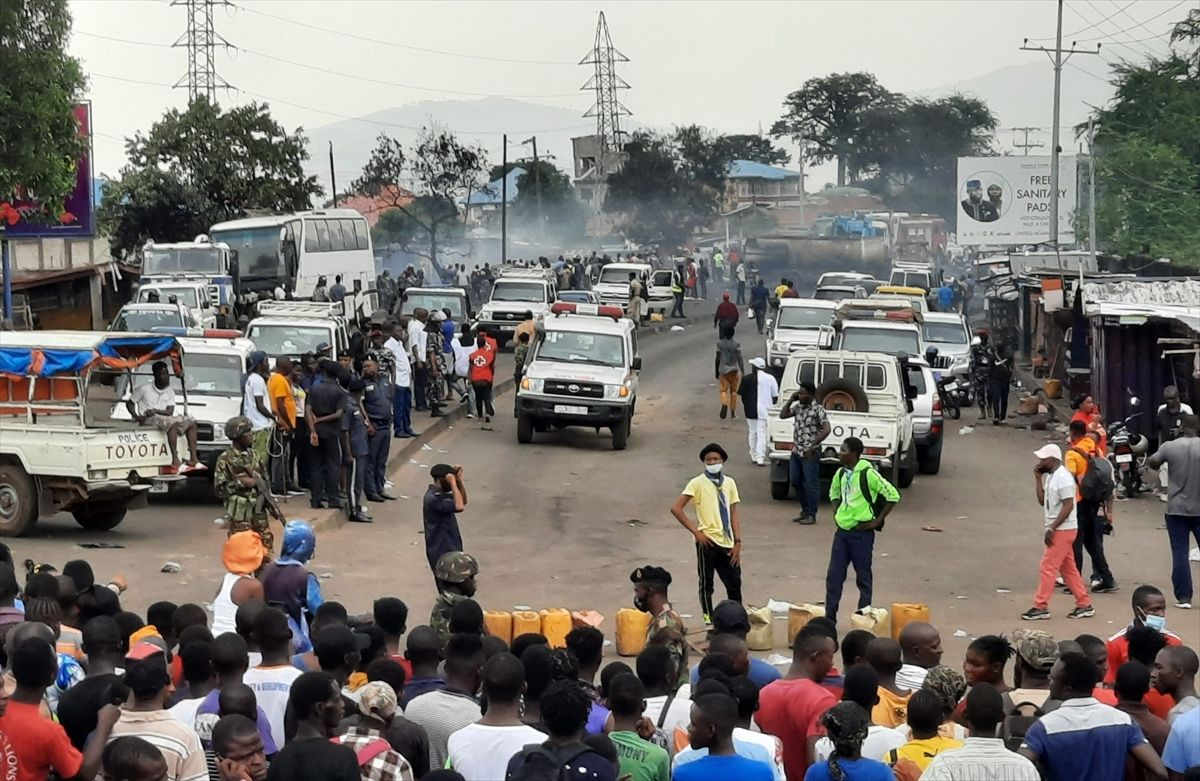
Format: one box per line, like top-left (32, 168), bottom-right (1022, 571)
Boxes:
top-left (111, 309), bottom-right (183, 332)
top-left (138, 287), bottom-right (201, 310)
top-left (922, 322), bottom-right (968, 345)
top-left (247, 324), bottom-right (330, 356)
top-left (211, 227), bottom-right (283, 281)
top-left (491, 282), bottom-right (546, 303)
top-left (142, 247), bottom-right (223, 276)
top-left (777, 306), bottom-right (834, 329)
top-left (128, 352), bottom-right (242, 397)
top-left (813, 288), bottom-right (855, 301)
top-left (403, 292), bottom-right (465, 319)
top-left (537, 331), bottom-right (625, 368)
top-left (597, 267), bottom-right (636, 285)
top-left (840, 327), bottom-right (921, 356)
top-left (890, 271), bottom-right (931, 290)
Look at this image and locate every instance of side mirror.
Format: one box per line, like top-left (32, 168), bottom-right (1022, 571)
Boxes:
top-left (631, 357), bottom-right (642, 371)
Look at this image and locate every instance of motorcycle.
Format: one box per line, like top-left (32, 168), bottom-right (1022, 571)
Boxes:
top-left (926, 347), bottom-right (967, 419)
top-left (1107, 398), bottom-right (1151, 498)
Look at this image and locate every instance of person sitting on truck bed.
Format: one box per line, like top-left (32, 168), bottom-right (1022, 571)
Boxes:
top-left (127, 361), bottom-right (205, 474)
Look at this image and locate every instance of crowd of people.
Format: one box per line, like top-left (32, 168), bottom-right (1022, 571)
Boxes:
top-left (1, 535), bottom-right (1197, 781)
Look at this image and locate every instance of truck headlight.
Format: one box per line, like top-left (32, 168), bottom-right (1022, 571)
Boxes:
top-left (604, 382), bottom-right (631, 400)
top-left (521, 377), bottom-right (544, 393)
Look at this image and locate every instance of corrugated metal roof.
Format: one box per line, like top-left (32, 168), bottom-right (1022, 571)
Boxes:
top-left (727, 160), bottom-right (800, 180)
top-left (1082, 278), bottom-right (1200, 332)
top-left (461, 167), bottom-right (526, 206)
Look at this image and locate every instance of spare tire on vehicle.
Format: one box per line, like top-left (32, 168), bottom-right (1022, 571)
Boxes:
top-left (816, 378), bottom-right (870, 413)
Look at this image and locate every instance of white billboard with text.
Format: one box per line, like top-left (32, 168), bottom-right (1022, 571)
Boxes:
top-left (955, 156), bottom-right (1076, 245)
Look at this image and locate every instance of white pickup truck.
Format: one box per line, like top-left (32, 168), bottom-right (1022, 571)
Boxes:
top-left (0, 331), bottom-right (187, 536)
top-left (766, 348), bottom-right (919, 500)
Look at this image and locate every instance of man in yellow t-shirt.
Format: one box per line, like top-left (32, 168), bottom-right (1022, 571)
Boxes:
top-left (868, 636), bottom-right (912, 728)
top-left (888, 690), bottom-right (963, 777)
top-left (670, 442), bottom-right (743, 625)
top-left (266, 357), bottom-right (297, 494)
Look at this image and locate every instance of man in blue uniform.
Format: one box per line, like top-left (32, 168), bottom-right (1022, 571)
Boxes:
top-left (361, 357), bottom-right (396, 504)
top-left (341, 377), bottom-right (372, 523)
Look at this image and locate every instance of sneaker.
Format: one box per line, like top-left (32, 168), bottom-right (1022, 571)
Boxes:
top-left (1176, 601), bottom-right (1193, 609)
top-left (1021, 607), bottom-right (1050, 620)
top-left (1092, 582), bottom-right (1119, 594)
top-left (720, 404), bottom-right (728, 420)
top-left (1067, 606), bottom-right (1096, 619)
top-left (1159, 492), bottom-right (1168, 503)
top-left (1055, 575), bottom-right (1064, 586)
top-left (466, 413), bottom-right (475, 419)
top-left (702, 613), bottom-right (712, 625)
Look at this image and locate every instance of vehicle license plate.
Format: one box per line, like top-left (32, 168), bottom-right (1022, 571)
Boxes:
top-left (554, 404), bottom-right (588, 415)
top-left (1115, 453), bottom-right (1132, 464)
top-left (149, 480), bottom-right (170, 494)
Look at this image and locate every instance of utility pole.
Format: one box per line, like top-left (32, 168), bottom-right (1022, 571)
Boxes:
top-left (501, 134), bottom-right (508, 265)
top-left (1086, 118), bottom-right (1097, 277)
top-left (1021, 1), bottom-right (1100, 248)
top-left (522, 137), bottom-right (545, 242)
top-left (1011, 126), bottom-right (1046, 156)
top-left (797, 137), bottom-right (807, 229)
top-left (328, 142), bottom-right (338, 208)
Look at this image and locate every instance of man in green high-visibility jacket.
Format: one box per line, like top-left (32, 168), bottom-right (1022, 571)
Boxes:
top-left (825, 436), bottom-right (900, 627)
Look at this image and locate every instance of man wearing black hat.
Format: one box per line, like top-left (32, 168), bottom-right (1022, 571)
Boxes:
top-left (670, 443), bottom-right (743, 625)
top-left (631, 566), bottom-right (689, 688)
top-left (424, 464), bottom-right (468, 577)
top-left (340, 376), bottom-right (372, 523)
top-left (306, 360), bottom-right (346, 510)
top-left (689, 600), bottom-right (782, 688)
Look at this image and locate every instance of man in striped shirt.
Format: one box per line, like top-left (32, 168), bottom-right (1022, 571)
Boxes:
top-left (922, 683), bottom-right (1038, 780)
top-left (108, 647), bottom-right (208, 781)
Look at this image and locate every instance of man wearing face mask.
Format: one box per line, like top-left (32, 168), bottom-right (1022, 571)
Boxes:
top-left (630, 566), bottom-right (689, 689)
top-left (1104, 584), bottom-right (1183, 685)
top-left (670, 443), bottom-right (743, 626)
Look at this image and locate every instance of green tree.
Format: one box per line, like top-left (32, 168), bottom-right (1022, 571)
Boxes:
top-left (354, 129), bottom-right (485, 266)
top-left (856, 94), bottom-right (997, 216)
top-left (98, 98), bottom-right (321, 258)
top-left (714, 134), bottom-right (789, 166)
top-left (604, 132), bottom-right (715, 247)
top-left (0, 0), bottom-right (86, 225)
top-left (770, 72), bottom-right (898, 186)
top-left (1084, 16), bottom-right (1200, 267)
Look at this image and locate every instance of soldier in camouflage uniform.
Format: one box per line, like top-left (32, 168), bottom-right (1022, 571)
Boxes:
top-left (430, 551), bottom-right (478, 645)
top-left (631, 565), bottom-right (689, 688)
top-left (215, 416), bottom-right (282, 553)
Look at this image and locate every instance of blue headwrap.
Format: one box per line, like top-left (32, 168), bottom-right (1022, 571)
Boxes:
top-left (249, 350), bottom-right (268, 369)
top-left (280, 520), bottom-right (316, 563)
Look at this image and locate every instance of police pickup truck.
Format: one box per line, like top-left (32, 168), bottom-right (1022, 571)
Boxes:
top-left (515, 302), bottom-right (640, 450)
top-left (766, 348), bottom-right (919, 500)
top-left (475, 268), bottom-right (556, 348)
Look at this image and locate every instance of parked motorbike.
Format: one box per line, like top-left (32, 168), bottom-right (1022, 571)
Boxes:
top-left (926, 347), bottom-right (967, 419)
top-left (1107, 397), bottom-right (1151, 498)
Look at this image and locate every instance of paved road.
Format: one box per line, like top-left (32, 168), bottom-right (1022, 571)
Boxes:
top-left (14, 319), bottom-right (1198, 661)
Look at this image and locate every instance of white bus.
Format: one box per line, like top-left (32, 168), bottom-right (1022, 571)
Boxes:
top-left (209, 209), bottom-right (378, 322)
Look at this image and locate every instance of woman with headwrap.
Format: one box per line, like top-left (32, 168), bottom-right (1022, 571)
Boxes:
top-left (213, 531), bottom-right (266, 636)
top-left (259, 520), bottom-right (324, 651)
top-left (807, 701), bottom-right (893, 781)
top-left (893, 665), bottom-right (970, 742)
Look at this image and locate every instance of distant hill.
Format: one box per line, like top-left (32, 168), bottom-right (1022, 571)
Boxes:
top-left (304, 97), bottom-right (602, 197)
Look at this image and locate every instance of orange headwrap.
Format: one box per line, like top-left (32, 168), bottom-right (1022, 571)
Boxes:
top-left (222, 531), bottom-right (266, 575)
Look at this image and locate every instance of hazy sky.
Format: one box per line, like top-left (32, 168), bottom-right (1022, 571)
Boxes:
top-left (71, 0), bottom-right (1180, 182)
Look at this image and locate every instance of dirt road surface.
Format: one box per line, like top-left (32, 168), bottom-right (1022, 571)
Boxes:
top-left (13, 321), bottom-right (1199, 665)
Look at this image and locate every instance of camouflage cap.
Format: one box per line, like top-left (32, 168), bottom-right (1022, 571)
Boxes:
top-left (224, 415), bottom-right (253, 440)
top-left (1012, 628), bottom-right (1059, 672)
top-left (435, 551), bottom-right (478, 583)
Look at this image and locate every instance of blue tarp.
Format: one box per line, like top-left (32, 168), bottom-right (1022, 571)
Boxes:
top-left (0, 335), bottom-right (179, 378)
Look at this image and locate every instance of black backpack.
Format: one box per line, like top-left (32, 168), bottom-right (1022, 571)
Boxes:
top-left (509, 743), bottom-right (598, 781)
top-left (1072, 446), bottom-right (1115, 503)
top-left (857, 465), bottom-right (889, 531)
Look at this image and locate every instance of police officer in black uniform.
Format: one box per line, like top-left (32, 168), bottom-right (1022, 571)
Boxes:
top-left (361, 354), bottom-right (396, 503)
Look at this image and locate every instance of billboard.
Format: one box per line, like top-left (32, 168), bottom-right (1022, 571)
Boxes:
top-left (5, 103), bottom-right (95, 238)
top-left (955, 155), bottom-right (1076, 246)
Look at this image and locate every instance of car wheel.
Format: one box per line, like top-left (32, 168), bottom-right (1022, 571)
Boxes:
top-left (0, 462), bottom-right (38, 537)
top-left (70, 501), bottom-right (128, 532)
top-left (516, 413), bottom-right (534, 444)
top-left (770, 480), bottom-right (790, 500)
top-left (611, 416), bottom-right (629, 450)
top-left (918, 438), bottom-right (943, 475)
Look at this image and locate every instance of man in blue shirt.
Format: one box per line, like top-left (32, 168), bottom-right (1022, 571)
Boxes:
top-left (749, 278), bottom-right (769, 334)
top-left (360, 357), bottom-right (395, 504)
top-left (1162, 704), bottom-right (1200, 775)
top-left (674, 693), bottom-right (773, 781)
top-left (341, 377), bottom-right (372, 523)
top-left (688, 601), bottom-right (780, 689)
top-left (1019, 653), bottom-right (1166, 781)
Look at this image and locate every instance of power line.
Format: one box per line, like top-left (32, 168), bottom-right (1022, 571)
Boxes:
top-left (230, 1), bottom-right (578, 66)
top-left (1028, 0), bottom-right (1137, 41)
top-left (76, 28), bottom-right (583, 101)
top-left (233, 45), bottom-right (582, 99)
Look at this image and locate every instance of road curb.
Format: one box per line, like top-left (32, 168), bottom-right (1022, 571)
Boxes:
top-left (309, 313), bottom-right (709, 533)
